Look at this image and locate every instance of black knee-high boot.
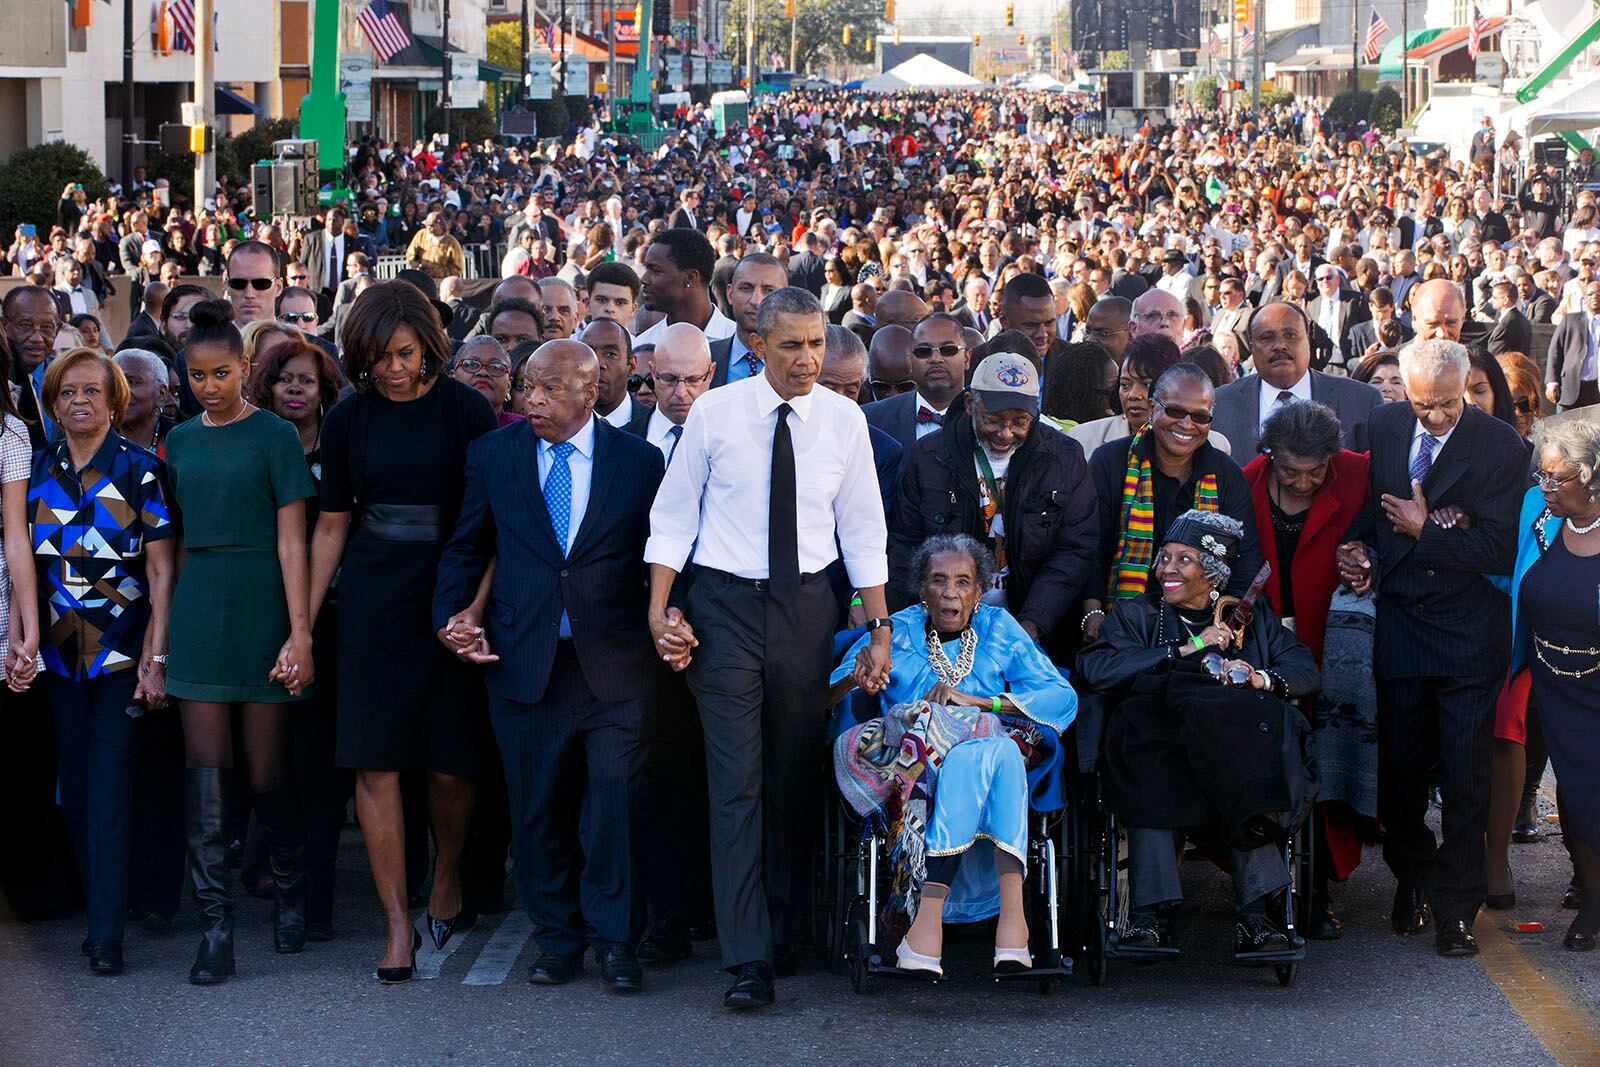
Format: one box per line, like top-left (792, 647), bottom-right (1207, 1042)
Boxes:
top-left (186, 768), bottom-right (235, 984)
top-left (254, 778), bottom-right (308, 954)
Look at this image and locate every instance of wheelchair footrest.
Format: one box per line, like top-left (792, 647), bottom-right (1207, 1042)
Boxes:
top-left (1231, 945), bottom-right (1306, 965)
top-left (993, 963), bottom-right (1071, 982)
top-left (1107, 941), bottom-right (1181, 963)
top-left (869, 962), bottom-right (944, 983)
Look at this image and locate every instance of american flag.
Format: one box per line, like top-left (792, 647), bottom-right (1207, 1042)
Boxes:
top-left (1239, 23), bottom-right (1253, 51)
top-left (541, 19), bottom-right (558, 52)
top-left (358, 0), bottom-right (412, 62)
top-left (1363, 9), bottom-right (1390, 62)
top-left (169, 0), bottom-right (196, 53)
top-left (1467, 4), bottom-right (1489, 60)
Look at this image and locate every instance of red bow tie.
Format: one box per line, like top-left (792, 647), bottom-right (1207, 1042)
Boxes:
top-left (916, 407), bottom-right (943, 426)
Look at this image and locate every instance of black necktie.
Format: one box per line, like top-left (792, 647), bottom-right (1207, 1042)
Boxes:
top-left (769, 403), bottom-right (798, 599)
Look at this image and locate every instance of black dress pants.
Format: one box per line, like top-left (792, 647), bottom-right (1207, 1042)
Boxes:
top-left (490, 642), bottom-right (648, 958)
top-left (686, 568), bottom-right (836, 970)
top-left (1377, 672), bottom-right (1499, 925)
top-left (638, 669), bottom-right (712, 931)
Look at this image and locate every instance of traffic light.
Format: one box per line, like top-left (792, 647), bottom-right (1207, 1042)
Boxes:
top-left (843, 24), bottom-right (852, 45)
top-left (1005, 3), bottom-right (1014, 27)
top-left (885, 0), bottom-right (895, 21)
top-left (1018, 30), bottom-right (1025, 45)
top-left (651, 0), bottom-right (669, 36)
top-left (894, 27), bottom-right (901, 45)
top-left (1234, 0), bottom-right (1248, 21)
top-left (785, 0), bottom-right (794, 17)
top-left (973, 32), bottom-right (981, 46)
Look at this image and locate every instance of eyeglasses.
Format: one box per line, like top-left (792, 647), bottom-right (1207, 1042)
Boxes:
top-left (456, 358), bottom-right (509, 377)
top-left (227, 277), bottom-right (275, 291)
top-left (870, 378), bottom-right (916, 395)
top-left (280, 312), bottom-right (318, 325)
top-left (1155, 401), bottom-right (1214, 425)
top-left (911, 342), bottom-right (965, 360)
top-left (1532, 468), bottom-right (1582, 491)
top-left (653, 368), bottom-right (713, 389)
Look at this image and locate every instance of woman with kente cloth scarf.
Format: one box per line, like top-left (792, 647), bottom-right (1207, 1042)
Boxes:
top-left (1080, 363), bottom-right (1261, 647)
top-left (1078, 511), bottom-right (1319, 962)
top-left (831, 534), bottom-right (1076, 978)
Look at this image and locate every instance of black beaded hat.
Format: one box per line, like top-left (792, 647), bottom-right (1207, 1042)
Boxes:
top-left (1163, 512), bottom-right (1241, 564)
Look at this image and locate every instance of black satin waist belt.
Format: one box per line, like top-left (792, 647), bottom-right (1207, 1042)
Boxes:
top-left (357, 503), bottom-right (444, 542)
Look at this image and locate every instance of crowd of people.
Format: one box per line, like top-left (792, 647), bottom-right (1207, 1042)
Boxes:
top-left (1, 86), bottom-right (1598, 1010)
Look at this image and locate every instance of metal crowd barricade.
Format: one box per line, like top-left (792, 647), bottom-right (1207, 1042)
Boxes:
top-left (372, 248), bottom-right (490, 281)
top-left (373, 255), bottom-right (408, 280)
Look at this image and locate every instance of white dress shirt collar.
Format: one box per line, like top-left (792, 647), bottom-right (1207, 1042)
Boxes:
top-left (1257, 371), bottom-right (1312, 428)
top-left (600, 395), bottom-right (633, 429)
top-left (538, 412), bottom-right (596, 462)
top-left (645, 408), bottom-right (683, 456)
top-left (754, 370), bottom-right (814, 423)
top-left (1410, 416), bottom-right (1458, 467)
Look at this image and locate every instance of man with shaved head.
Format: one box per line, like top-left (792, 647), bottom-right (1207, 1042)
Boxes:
top-left (435, 337), bottom-right (666, 995)
top-left (865, 324), bottom-right (916, 403)
top-left (1130, 287), bottom-right (1186, 347)
top-left (874, 289), bottom-right (928, 335)
top-left (1410, 277), bottom-right (1468, 343)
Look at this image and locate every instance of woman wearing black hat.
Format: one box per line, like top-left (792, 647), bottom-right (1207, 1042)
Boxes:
top-left (1078, 509), bottom-right (1320, 962)
top-left (307, 281), bottom-right (496, 983)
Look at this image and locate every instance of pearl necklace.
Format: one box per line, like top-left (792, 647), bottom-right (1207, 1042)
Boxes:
top-left (1567, 512), bottom-right (1600, 536)
top-left (202, 402), bottom-right (252, 428)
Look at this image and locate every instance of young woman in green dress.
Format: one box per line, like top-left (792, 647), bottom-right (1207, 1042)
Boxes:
top-left (162, 300), bottom-right (316, 985)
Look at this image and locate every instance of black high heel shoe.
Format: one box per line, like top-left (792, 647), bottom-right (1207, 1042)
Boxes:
top-left (427, 909), bottom-right (476, 952)
top-left (377, 928), bottom-right (421, 985)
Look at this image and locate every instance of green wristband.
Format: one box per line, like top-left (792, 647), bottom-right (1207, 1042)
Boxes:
top-left (1189, 635), bottom-right (1206, 651)
top-left (851, 595), bottom-right (863, 607)
top-left (991, 696), bottom-right (1003, 713)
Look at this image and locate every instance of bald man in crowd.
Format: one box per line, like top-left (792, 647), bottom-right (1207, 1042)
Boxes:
top-left (1130, 287), bottom-right (1186, 348)
top-left (435, 338), bottom-right (665, 993)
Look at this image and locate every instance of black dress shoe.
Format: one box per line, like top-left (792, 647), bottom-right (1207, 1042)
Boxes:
top-left (306, 920), bottom-right (336, 943)
top-left (1435, 919), bottom-right (1479, 957)
top-left (527, 953), bottom-right (584, 985)
top-left (1307, 893), bottom-right (1344, 940)
top-left (376, 928), bottom-right (421, 985)
top-left (426, 909), bottom-right (476, 952)
top-left (1486, 890), bottom-right (1517, 911)
top-left (1234, 913), bottom-right (1291, 959)
top-left (723, 961), bottom-right (775, 1010)
top-left (596, 944), bottom-right (643, 993)
top-left (772, 942), bottom-right (798, 977)
top-left (87, 939), bottom-right (123, 975)
top-left (1391, 884), bottom-right (1431, 935)
top-left (1512, 799), bottom-right (1541, 843)
top-left (1563, 925), bottom-right (1597, 952)
top-left (636, 922), bottom-right (692, 964)
top-left (1563, 880), bottom-right (1584, 910)
top-left (1120, 910), bottom-right (1170, 952)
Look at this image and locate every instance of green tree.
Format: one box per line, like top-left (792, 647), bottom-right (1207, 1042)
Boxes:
top-left (725, 0), bottom-right (888, 75)
top-left (487, 20), bottom-right (524, 114)
top-left (1324, 88), bottom-right (1372, 127)
top-left (1189, 75), bottom-right (1219, 110)
top-left (0, 141), bottom-right (109, 239)
top-left (1368, 85), bottom-right (1402, 132)
top-left (1259, 86), bottom-right (1295, 111)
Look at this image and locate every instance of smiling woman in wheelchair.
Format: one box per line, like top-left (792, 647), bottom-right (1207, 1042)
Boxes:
top-left (829, 533), bottom-right (1076, 978)
top-left (1076, 510), bottom-right (1320, 961)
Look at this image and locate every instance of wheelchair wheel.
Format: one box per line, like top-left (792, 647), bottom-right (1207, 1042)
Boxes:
top-left (1275, 962), bottom-right (1297, 987)
top-left (845, 900), bottom-right (872, 994)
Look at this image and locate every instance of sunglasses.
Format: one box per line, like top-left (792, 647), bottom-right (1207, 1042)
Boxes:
top-left (1156, 401), bottom-right (1214, 425)
top-left (280, 312), bottom-right (317, 325)
top-left (1202, 652), bottom-right (1255, 687)
top-left (911, 343), bottom-right (965, 360)
top-left (228, 277), bottom-right (275, 291)
top-left (1514, 398), bottom-right (1539, 415)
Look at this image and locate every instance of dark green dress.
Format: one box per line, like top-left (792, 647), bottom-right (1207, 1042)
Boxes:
top-left (164, 409), bottom-right (316, 703)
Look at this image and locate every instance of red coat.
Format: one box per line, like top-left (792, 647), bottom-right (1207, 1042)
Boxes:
top-left (1242, 449), bottom-right (1370, 666)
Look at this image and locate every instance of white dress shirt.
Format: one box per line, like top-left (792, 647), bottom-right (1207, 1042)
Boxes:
top-left (537, 415), bottom-right (595, 551)
top-left (1408, 418), bottom-right (1457, 474)
top-left (326, 231), bottom-right (344, 289)
top-left (645, 408), bottom-right (685, 462)
top-left (600, 395), bottom-right (636, 429)
top-left (634, 305), bottom-right (737, 346)
top-left (915, 396), bottom-right (949, 440)
top-left (1257, 371), bottom-right (1313, 430)
top-left (645, 372), bottom-right (888, 588)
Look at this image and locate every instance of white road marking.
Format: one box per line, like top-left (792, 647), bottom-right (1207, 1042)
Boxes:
top-left (415, 921), bottom-right (476, 980)
top-left (461, 911), bottom-right (534, 986)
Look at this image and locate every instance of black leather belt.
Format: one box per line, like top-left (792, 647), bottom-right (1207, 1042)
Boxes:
top-left (695, 565), bottom-right (823, 591)
top-left (357, 503), bottom-right (444, 543)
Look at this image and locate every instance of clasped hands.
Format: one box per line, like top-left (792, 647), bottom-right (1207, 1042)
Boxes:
top-left (648, 608), bottom-right (698, 672)
top-left (437, 608), bottom-right (501, 664)
top-left (270, 633), bottom-right (315, 696)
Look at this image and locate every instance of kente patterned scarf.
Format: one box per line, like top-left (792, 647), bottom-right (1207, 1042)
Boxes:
top-left (1107, 425), bottom-right (1220, 599)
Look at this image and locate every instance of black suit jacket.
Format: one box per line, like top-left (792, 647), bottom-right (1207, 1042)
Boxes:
top-left (787, 251), bottom-right (826, 296)
top-left (123, 310), bottom-right (161, 342)
top-left (668, 207), bottom-right (699, 231)
top-left (1346, 318), bottom-right (1412, 360)
top-left (1211, 371), bottom-right (1381, 457)
top-left (1487, 307), bottom-right (1533, 356)
top-left (1527, 293), bottom-right (1557, 325)
top-left (1344, 404), bottom-right (1524, 678)
top-left (1545, 312), bottom-right (1595, 407)
top-left (862, 389), bottom-right (925, 457)
top-left (1398, 215), bottom-right (1443, 249)
top-left (433, 417), bottom-right (665, 705)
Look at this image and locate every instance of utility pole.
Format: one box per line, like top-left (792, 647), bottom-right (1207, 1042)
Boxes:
top-left (193, 0), bottom-right (215, 207)
top-left (559, 0), bottom-right (569, 97)
top-left (122, 0), bottom-right (134, 194)
top-left (1351, 0), bottom-right (1358, 100)
top-left (1251, 0), bottom-right (1261, 114)
top-left (1400, 0), bottom-right (1409, 117)
top-left (746, 0), bottom-right (756, 89)
top-left (521, 0), bottom-right (530, 107)
top-left (789, 4), bottom-right (798, 73)
top-left (442, 0), bottom-right (451, 142)
top-left (1229, 5), bottom-right (1236, 111)
top-left (607, 1), bottom-right (617, 120)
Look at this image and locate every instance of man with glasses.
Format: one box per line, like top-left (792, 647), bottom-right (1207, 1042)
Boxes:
top-left (1129, 288), bottom-right (1186, 348)
top-left (1209, 278), bottom-right (1251, 350)
top-left (864, 314), bottom-right (966, 456)
top-left (224, 241), bottom-right (283, 326)
top-left (669, 187), bottom-right (702, 232)
top-left (1306, 264), bottom-right (1368, 369)
top-left (2, 285), bottom-right (61, 447)
top-left (274, 286), bottom-right (340, 363)
top-left (1337, 338), bottom-right (1525, 958)
top-left (1212, 301), bottom-right (1380, 455)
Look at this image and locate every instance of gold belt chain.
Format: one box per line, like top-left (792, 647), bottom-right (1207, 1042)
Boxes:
top-left (1534, 634), bottom-right (1600, 679)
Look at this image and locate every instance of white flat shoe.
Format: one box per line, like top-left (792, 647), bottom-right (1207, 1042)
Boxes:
top-left (993, 946), bottom-right (1033, 972)
top-left (895, 939), bottom-right (943, 976)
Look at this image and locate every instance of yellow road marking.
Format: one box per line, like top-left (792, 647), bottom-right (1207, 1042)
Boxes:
top-left (1477, 919), bottom-right (1600, 1066)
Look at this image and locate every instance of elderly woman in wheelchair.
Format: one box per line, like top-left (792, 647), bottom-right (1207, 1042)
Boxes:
top-left (1076, 511), bottom-right (1319, 962)
top-left (829, 533), bottom-right (1076, 978)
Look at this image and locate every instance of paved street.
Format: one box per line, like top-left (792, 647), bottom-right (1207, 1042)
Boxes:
top-left (2, 788), bottom-right (1597, 1066)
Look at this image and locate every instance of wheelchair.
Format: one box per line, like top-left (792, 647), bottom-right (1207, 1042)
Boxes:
top-left (1062, 691), bottom-right (1315, 988)
top-left (814, 643), bottom-right (1075, 995)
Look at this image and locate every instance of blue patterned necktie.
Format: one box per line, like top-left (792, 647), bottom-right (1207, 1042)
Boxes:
top-left (1410, 431), bottom-right (1437, 486)
top-left (744, 353), bottom-right (762, 378)
top-left (545, 441), bottom-right (575, 555)
top-left (666, 424), bottom-right (683, 466)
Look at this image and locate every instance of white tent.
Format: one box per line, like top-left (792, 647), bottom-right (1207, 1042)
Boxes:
top-left (861, 53), bottom-right (983, 93)
top-left (1520, 77), bottom-right (1600, 138)
top-left (1017, 72), bottom-right (1067, 92)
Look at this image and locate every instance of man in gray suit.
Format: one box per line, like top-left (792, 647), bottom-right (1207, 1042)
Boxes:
top-left (862, 312), bottom-right (969, 455)
top-left (1545, 278), bottom-right (1600, 411)
top-left (1212, 302), bottom-right (1382, 455)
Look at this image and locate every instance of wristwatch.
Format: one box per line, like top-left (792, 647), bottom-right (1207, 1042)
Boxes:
top-left (865, 617), bottom-right (894, 633)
